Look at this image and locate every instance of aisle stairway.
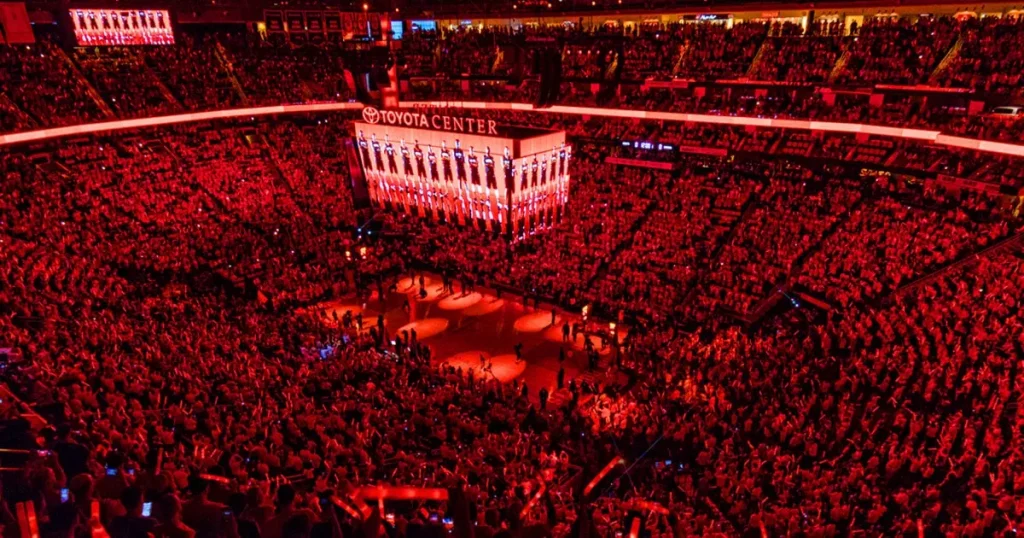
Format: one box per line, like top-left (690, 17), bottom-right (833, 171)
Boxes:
top-left (214, 41), bottom-right (251, 105)
top-left (54, 46), bottom-right (115, 118)
top-left (670, 44), bottom-right (689, 77)
top-left (139, 51), bottom-right (184, 110)
top-left (928, 35), bottom-right (964, 85)
top-left (0, 93), bottom-right (37, 128)
top-left (680, 195), bottom-right (759, 312)
top-left (256, 132), bottom-right (318, 225)
top-left (587, 195), bottom-right (659, 290)
top-left (745, 39), bottom-right (771, 79)
top-left (890, 229), bottom-right (1024, 301)
top-left (827, 42), bottom-right (852, 84)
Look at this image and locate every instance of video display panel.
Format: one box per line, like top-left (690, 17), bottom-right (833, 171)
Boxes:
top-left (69, 9), bottom-right (174, 46)
top-left (353, 108), bottom-right (570, 235)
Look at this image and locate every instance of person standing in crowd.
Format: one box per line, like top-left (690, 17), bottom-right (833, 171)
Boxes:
top-left (96, 453), bottom-right (130, 501)
top-left (263, 485), bottom-right (315, 538)
top-left (181, 477), bottom-right (228, 538)
top-left (54, 424), bottom-right (89, 479)
top-left (107, 487), bottom-right (157, 538)
top-left (152, 495), bottom-right (195, 538)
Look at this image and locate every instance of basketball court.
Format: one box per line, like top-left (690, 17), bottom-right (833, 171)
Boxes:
top-left (311, 274), bottom-right (627, 405)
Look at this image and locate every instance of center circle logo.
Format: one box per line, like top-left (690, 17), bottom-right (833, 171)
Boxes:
top-left (362, 107), bottom-right (380, 124)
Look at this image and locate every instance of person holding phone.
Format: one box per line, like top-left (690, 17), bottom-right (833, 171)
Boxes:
top-left (54, 424), bottom-right (90, 479)
top-left (96, 452), bottom-right (130, 500)
top-left (107, 486), bottom-right (157, 538)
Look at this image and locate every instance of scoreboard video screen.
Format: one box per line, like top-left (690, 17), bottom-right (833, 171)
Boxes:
top-left (69, 9), bottom-right (174, 46)
top-left (353, 107), bottom-right (571, 236)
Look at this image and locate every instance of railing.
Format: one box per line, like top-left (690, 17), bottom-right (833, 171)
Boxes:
top-left (744, 38), bottom-right (771, 79)
top-left (0, 384), bottom-right (49, 430)
top-left (214, 41), bottom-right (251, 105)
top-left (928, 35), bottom-right (964, 85)
top-left (827, 43), bottom-right (852, 85)
top-left (888, 230), bottom-right (1024, 302)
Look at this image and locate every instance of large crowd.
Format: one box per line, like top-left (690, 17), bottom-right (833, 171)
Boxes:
top-left (1, 10), bottom-right (1024, 538)
top-left (1, 101), bottom-right (1023, 536)
top-left (3, 16), bottom-right (1024, 143)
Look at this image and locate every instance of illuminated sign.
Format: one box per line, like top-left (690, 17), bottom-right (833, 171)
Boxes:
top-left (684, 13), bottom-right (730, 21)
top-left (69, 9), bottom-right (174, 46)
top-left (361, 107), bottom-right (498, 136)
top-left (409, 20), bottom-right (436, 32)
top-left (267, 9), bottom-right (385, 40)
top-left (352, 118), bottom-right (570, 235)
top-left (621, 140), bottom-right (675, 151)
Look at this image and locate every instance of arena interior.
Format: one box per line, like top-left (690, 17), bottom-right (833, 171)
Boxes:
top-left (1, 0), bottom-right (1024, 536)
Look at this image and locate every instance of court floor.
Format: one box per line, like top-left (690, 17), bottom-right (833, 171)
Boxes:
top-left (312, 273), bottom-right (627, 405)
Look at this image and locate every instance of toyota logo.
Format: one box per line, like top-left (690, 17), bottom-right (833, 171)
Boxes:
top-left (362, 107), bottom-right (380, 124)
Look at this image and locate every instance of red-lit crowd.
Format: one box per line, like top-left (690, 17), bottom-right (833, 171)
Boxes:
top-left (3, 16), bottom-right (1024, 142)
top-left (2, 104), bottom-right (1022, 536)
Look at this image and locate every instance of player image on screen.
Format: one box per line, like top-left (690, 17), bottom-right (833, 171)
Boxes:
top-left (485, 147), bottom-right (497, 190)
top-left (401, 140), bottom-right (413, 177)
top-left (427, 145), bottom-right (438, 182)
top-left (414, 141), bottom-right (426, 179)
top-left (371, 135), bottom-right (384, 171)
top-left (468, 147), bottom-right (480, 187)
top-left (441, 141), bottom-right (453, 183)
top-left (385, 135), bottom-right (398, 174)
top-left (358, 131), bottom-right (371, 170)
top-left (454, 140), bottom-right (466, 185)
